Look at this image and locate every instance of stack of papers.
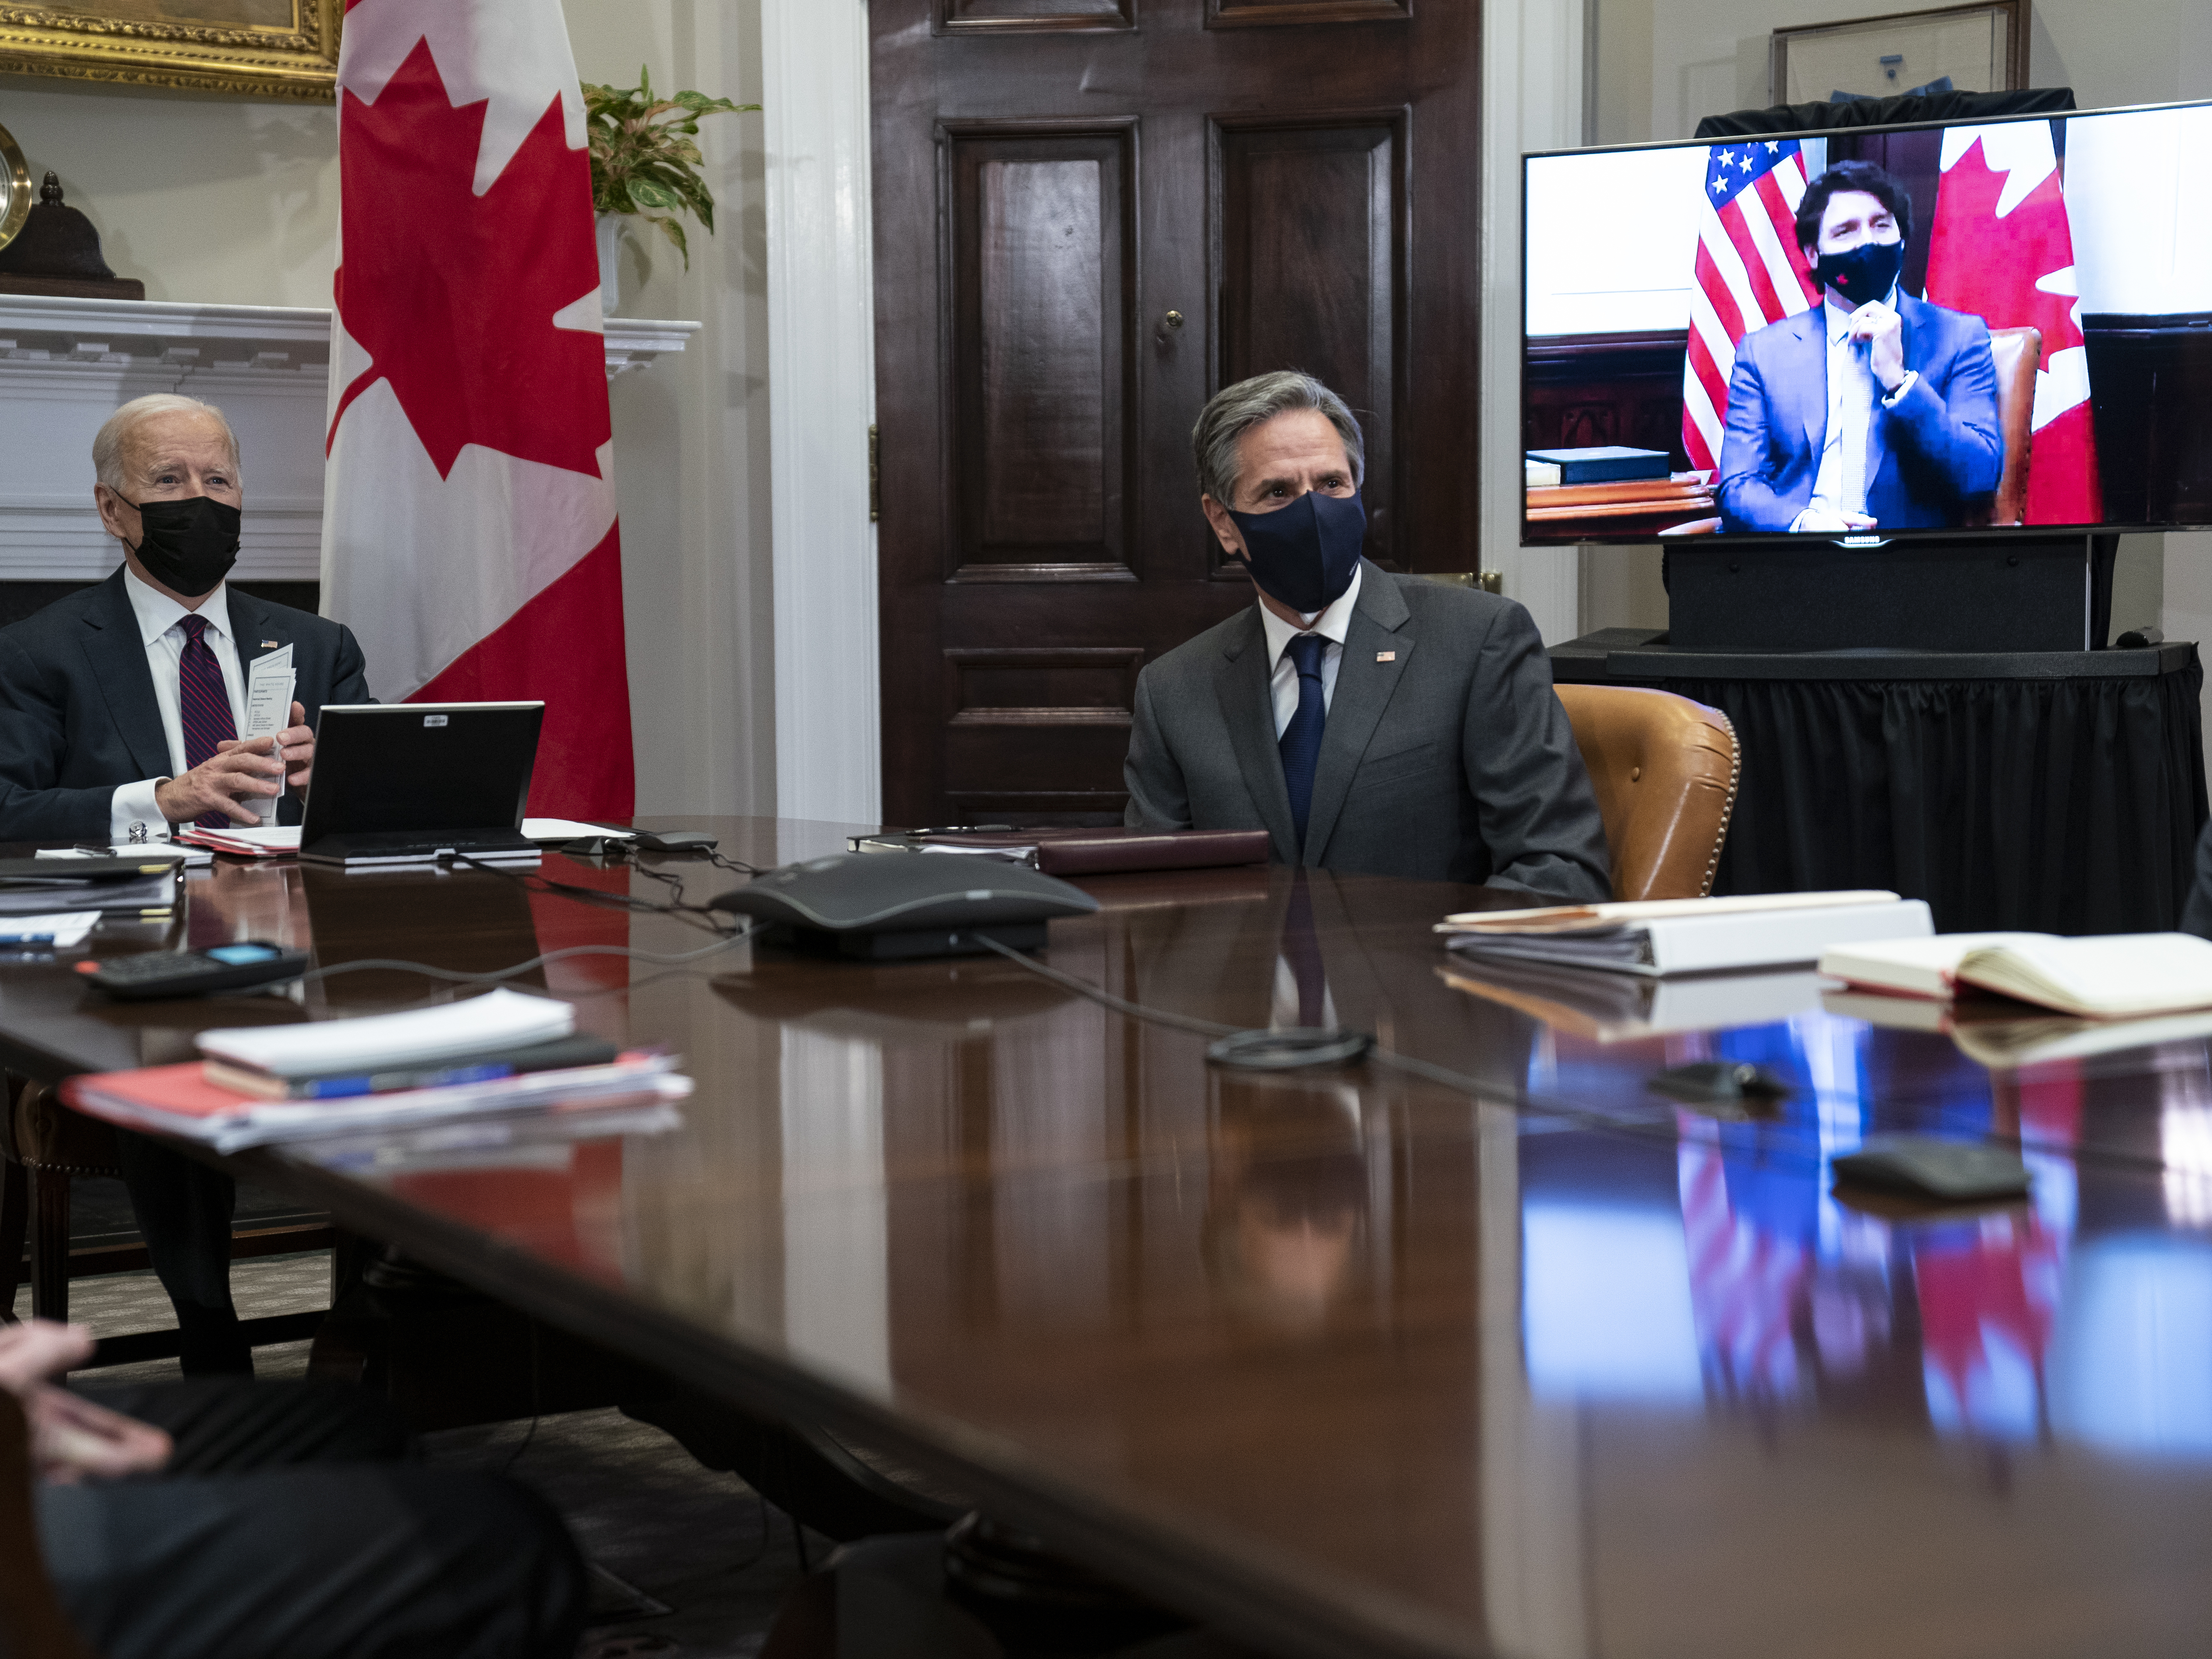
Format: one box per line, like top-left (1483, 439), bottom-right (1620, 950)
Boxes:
top-left (198, 987), bottom-right (575, 1075)
top-left (62, 989), bottom-right (691, 1150)
top-left (521, 818), bottom-right (635, 844)
top-left (181, 825), bottom-right (300, 858)
top-left (38, 844), bottom-right (214, 869)
top-left (0, 913), bottom-right (100, 949)
top-left (1437, 891), bottom-right (1933, 978)
top-left (0, 857), bottom-right (179, 918)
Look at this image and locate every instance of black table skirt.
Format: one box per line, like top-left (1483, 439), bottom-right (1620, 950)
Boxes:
top-left (1551, 633), bottom-right (2210, 934)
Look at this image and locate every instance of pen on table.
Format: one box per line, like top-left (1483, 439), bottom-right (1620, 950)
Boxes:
top-left (0, 934), bottom-right (57, 947)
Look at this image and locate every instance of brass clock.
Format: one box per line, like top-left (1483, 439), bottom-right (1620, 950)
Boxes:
top-left (0, 121), bottom-right (29, 254)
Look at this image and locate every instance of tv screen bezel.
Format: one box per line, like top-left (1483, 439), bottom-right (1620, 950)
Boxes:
top-left (1518, 96), bottom-right (2212, 548)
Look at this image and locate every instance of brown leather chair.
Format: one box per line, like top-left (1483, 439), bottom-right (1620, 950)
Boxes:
top-left (0, 1389), bottom-right (99, 1659)
top-left (0, 1082), bottom-right (122, 1324)
top-left (1554, 684), bottom-right (1740, 901)
top-left (1967, 324), bottom-right (2041, 527)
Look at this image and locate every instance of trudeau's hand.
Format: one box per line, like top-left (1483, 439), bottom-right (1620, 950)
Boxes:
top-left (157, 736), bottom-right (284, 826)
top-left (1794, 509), bottom-right (1879, 533)
top-left (275, 700), bottom-right (315, 794)
top-left (1849, 301), bottom-right (1906, 392)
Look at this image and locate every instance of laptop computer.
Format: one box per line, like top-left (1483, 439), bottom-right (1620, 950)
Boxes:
top-left (299, 702), bottom-right (546, 869)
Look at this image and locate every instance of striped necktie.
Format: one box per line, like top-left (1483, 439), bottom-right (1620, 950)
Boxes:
top-left (177, 614), bottom-right (238, 830)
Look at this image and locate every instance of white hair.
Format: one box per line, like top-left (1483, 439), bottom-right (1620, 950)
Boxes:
top-left (92, 394), bottom-right (242, 493)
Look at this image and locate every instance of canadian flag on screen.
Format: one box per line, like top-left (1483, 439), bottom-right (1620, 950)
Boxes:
top-left (319, 0), bottom-right (634, 817)
top-left (1923, 122), bottom-right (2103, 526)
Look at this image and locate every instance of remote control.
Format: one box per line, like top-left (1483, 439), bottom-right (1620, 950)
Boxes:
top-left (77, 941), bottom-right (312, 1001)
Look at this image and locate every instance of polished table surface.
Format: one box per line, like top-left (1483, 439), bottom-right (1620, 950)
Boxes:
top-left (20, 819), bottom-right (2212, 1659)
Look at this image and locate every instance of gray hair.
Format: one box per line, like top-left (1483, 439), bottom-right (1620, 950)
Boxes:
top-left (1192, 371), bottom-right (1365, 507)
top-left (93, 394), bottom-right (241, 492)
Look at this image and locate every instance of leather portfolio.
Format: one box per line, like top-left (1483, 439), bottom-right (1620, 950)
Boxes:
top-left (862, 827), bottom-right (1272, 876)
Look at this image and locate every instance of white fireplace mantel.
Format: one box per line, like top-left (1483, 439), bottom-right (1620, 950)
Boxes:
top-left (0, 294), bottom-right (699, 583)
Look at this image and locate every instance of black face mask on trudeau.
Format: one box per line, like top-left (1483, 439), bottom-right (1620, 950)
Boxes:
top-left (126, 494), bottom-right (241, 600)
top-left (1812, 237), bottom-right (1906, 308)
top-left (1225, 489), bottom-right (1367, 617)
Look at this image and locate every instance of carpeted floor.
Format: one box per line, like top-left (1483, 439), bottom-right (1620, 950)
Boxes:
top-left (28, 1252), bottom-right (814, 1658)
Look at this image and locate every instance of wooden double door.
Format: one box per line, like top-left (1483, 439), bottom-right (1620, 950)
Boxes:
top-left (871, 0), bottom-right (1484, 826)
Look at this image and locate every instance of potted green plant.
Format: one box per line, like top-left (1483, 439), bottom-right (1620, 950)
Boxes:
top-left (582, 66), bottom-right (759, 311)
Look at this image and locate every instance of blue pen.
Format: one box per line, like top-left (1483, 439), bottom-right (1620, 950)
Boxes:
top-left (0, 934), bottom-right (56, 947)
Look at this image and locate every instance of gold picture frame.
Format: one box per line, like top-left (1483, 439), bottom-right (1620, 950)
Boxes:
top-left (0, 1), bottom-right (340, 102)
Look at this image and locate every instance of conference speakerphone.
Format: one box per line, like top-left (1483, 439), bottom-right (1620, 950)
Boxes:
top-left (299, 702), bottom-right (546, 869)
top-left (714, 852), bottom-right (1099, 959)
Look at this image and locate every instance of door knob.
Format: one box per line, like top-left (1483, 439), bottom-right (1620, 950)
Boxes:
top-left (1162, 310), bottom-right (1184, 329)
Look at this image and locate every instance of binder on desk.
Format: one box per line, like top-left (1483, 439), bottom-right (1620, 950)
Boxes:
top-left (1437, 891), bottom-right (1933, 977)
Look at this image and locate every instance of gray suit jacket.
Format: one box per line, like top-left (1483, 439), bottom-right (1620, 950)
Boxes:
top-left (1123, 561), bottom-right (1611, 897)
top-left (0, 569), bottom-right (372, 842)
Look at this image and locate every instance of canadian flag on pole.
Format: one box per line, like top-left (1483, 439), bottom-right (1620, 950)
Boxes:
top-left (320, 0), bottom-right (633, 817)
top-left (1923, 122), bottom-right (2103, 526)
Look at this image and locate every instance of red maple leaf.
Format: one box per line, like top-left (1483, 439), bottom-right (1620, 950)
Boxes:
top-left (1925, 138), bottom-right (2085, 355)
top-left (332, 37), bottom-right (610, 479)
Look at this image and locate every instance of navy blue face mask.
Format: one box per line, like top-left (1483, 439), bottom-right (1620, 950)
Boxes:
top-left (1812, 237), bottom-right (1905, 307)
top-left (1226, 489), bottom-right (1366, 615)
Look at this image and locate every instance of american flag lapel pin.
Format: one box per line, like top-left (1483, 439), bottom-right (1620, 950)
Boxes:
top-left (1376, 651), bottom-right (1397, 663)
top-left (261, 640), bottom-right (279, 648)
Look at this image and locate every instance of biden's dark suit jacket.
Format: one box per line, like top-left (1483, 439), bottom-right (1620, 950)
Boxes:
top-left (1717, 291), bottom-right (2003, 533)
top-left (0, 569), bottom-right (372, 842)
top-left (1123, 561), bottom-right (1611, 898)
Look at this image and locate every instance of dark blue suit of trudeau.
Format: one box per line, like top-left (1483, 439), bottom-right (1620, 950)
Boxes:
top-left (1715, 290), bottom-right (2004, 533)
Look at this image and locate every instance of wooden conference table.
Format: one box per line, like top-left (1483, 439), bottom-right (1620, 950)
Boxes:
top-left (14, 817), bottom-right (2212, 1659)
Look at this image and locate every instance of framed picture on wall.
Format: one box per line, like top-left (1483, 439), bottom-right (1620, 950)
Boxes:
top-left (0, 0), bottom-right (339, 101)
top-left (1771, 0), bottom-right (2028, 107)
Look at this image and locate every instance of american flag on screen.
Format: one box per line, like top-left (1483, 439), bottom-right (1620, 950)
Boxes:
top-left (1683, 141), bottom-right (1823, 475)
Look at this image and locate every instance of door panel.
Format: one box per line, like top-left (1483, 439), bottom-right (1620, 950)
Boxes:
top-left (943, 0), bottom-right (1137, 31)
top-left (949, 129), bottom-right (1134, 576)
top-left (1206, 0), bottom-right (1413, 25)
top-left (875, 0), bottom-right (1478, 826)
top-left (1214, 115), bottom-right (1406, 566)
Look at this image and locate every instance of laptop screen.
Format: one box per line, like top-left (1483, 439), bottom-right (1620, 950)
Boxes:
top-left (300, 702), bottom-right (544, 841)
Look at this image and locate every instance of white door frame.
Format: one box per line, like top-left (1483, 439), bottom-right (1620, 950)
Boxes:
top-left (761, 0), bottom-right (881, 827)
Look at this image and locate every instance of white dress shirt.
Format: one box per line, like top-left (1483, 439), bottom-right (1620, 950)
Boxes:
top-left (1793, 286), bottom-right (1918, 531)
top-left (1257, 561), bottom-right (1364, 738)
top-left (109, 567), bottom-right (250, 843)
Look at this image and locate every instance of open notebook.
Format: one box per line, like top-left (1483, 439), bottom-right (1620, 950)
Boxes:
top-left (1822, 932), bottom-right (2212, 1019)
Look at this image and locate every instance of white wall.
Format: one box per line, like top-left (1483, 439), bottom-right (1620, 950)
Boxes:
top-left (0, 0), bottom-right (777, 817)
top-left (0, 79), bottom-right (336, 307)
top-left (1482, 0), bottom-right (1590, 644)
top-left (565, 0), bottom-right (777, 819)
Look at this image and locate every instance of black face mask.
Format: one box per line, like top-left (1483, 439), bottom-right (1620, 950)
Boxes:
top-left (128, 494), bottom-right (241, 599)
top-left (1812, 237), bottom-right (1906, 307)
top-left (1226, 490), bottom-right (1366, 615)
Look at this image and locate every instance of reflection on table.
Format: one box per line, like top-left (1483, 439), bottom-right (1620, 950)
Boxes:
top-left (207, 830), bottom-right (2212, 1658)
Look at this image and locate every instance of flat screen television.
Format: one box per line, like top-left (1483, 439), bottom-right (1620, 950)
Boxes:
top-left (1521, 100), bottom-right (2212, 552)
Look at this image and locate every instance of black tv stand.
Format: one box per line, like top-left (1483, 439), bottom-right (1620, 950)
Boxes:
top-left (1665, 533), bottom-right (2117, 653)
top-left (1547, 626), bottom-right (2205, 932)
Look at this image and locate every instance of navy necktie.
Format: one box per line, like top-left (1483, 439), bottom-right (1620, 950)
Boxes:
top-left (1279, 632), bottom-right (1329, 850)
